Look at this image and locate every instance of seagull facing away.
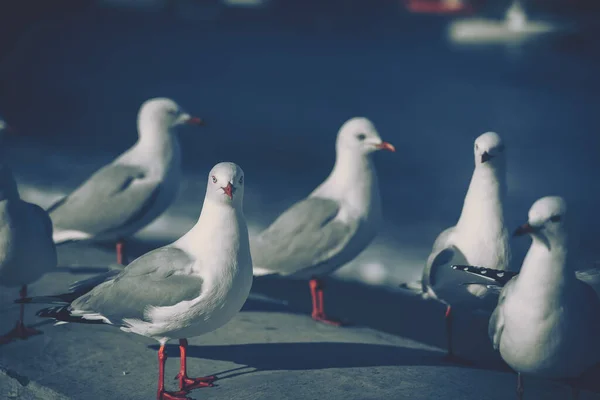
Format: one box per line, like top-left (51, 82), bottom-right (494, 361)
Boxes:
top-left (421, 131), bottom-right (511, 359)
top-left (251, 117), bottom-right (395, 325)
top-left (48, 98), bottom-right (204, 265)
top-left (25, 162), bottom-right (253, 400)
top-left (487, 196), bottom-right (600, 400)
top-left (0, 117), bottom-right (57, 344)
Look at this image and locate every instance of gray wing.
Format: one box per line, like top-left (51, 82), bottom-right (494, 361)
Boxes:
top-left (48, 163), bottom-right (162, 237)
top-left (70, 247), bottom-right (202, 325)
top-left (251, 197), bottom-right (360, 276)
top-left (68, 269), bottom-right (121, 294)
top-left (576, 267), bottom-right (600, 298)
top-left (488, 276), bottom-right (517, 349)
top-left (421, 227), bottom-right (457, 293)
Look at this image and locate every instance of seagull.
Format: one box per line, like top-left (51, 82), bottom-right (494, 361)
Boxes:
top-left (0, 117), bottom-right (57, 344)
top-left (486, 196), bottom-right (600, 400)
top-left (21, 162), bottom-right (253, 400)
top-left (251, 117), bottom-right (395, 326)
top-left (421, 131), bottom-right (512, 359)
top-left (48, 97), bottom-right (204, 265)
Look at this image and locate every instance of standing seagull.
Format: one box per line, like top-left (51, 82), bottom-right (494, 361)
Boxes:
top-left (251, 117), bottom-right (395, 325)
top-left (421, 131), bottom-right (512, 359)
top-left (0, 117), bottom-right (57, 344)
top-left (487, 196), bottom-right (600, 400)
top-left (26, 162), bottom-right (253, 400)
top-left (48, 97), bottom-right (204, 265)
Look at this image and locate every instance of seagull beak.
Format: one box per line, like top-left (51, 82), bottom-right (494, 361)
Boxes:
top-left (185, 116), bottom-right (204, 126)
top-left (481, 152), bottom-right (493, 163)
top-left (222, 182), bottom-right (234, 199)
top-left (375, 141), bottom-right (395, 152)
top-left (513, 222), bottom-right (535, 237)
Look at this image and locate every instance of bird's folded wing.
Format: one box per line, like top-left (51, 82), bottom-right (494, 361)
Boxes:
top-left (488, 277), bottom-right (517, 349)
top-left (70, 246), bottom-right (201, 324)
top-left (48, 163), bottom-right (162, 237)
top-left (251, 197), bottom-right (358, 276)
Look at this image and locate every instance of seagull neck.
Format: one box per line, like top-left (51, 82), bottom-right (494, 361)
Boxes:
top-left (313, 150), bottom-right (380, 219)
top-left (457, 164), bottom-right (506, 230)
top-left (515, 237), bottom-right (574, 299)
top-left (134, 123), bottom-right (179, 168)
top-left (180, 200), bottom-right (248, 255)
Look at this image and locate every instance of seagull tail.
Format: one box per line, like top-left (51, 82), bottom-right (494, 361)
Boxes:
top-left (36, 306), bottom-right (107, 325)
top-left (451, 265), bottom-right (518, 286)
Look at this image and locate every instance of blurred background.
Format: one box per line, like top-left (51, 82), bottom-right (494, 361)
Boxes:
top-left (0, 0), bottom-right (598, 288)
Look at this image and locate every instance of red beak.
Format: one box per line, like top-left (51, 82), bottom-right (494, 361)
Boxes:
top-left (186, 116), bottom-right (204, 126)
top-left (222, 182), bottom-right (234, 199)
top-left (513, 223), bottom-right (535, 237)
top-left (375, 141), bottom-right (395, 152)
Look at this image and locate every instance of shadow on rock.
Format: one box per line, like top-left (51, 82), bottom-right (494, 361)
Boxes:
top-left (150, 342), bottom-right (489, 378)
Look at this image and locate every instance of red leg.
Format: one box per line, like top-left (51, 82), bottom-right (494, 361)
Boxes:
top-left (157, 345), bottom-right (191, 400)
top-left (116, 240), bottom-right (127, 265)
top-left (445, 305), bottom-right (454, 358)
top-left (309, 278), bottom-right (343, 326)
top-left (175, 338), bottom-right (216, 391)
top-left (0, 285), bottom-right (42, 344)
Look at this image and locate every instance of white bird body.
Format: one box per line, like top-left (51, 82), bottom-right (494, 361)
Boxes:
top-left (422, 132), bottom-right (511, 307)
top-left (123, 199), bottom-right (253, 342)
top-left (491, 196), bottom-right (600, 380)
top-left (252, 117), bottom-right (394, 280)
top-left (49, 98), bottom-right (201, 245)
top-left (39, 162), bottom-right (252, 345)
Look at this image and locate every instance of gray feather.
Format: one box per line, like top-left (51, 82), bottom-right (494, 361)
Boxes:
top-left (70, 247), bottom-right (201, 324)
top-left (49, 163), bottom-right (161, 237)
top-left (488, 276), bottom-right (517, 349)
top-left (251, 197), bottom-right (360, 277)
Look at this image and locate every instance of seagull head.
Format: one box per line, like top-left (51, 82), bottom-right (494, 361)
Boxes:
top-left (474, 131), bottom-right (505, 167)
top-left (514, 196), bottom-right (568, 246)
top-left (336, 117), bottom-right (395, 156)
top-left (137, 97), bottom-right (203, 134)
top-left (206, 162), bottom-right (245, 206)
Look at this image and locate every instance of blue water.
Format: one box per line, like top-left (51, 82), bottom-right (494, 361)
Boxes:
top-left (2, 2), bottom-right (599, 286)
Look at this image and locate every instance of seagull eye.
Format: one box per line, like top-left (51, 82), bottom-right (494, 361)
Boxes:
top-left (239, 176), bottom-right (244, 185)
top-left (550, 215), bottom-right (561, 223)
top-left (212, 176), bottom-right (217, 183)
top-left (475, 144), bottom-right (479, 151)
top-left (356, 133), bottom-right (366, 141)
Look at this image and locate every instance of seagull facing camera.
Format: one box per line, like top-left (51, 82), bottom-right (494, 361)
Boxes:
top-left (474, 131), bottom-right (505, 165)
top-left (208, 163), bottom-right (244, 204)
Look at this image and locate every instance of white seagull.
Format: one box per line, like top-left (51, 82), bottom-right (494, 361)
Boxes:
top-left (251, 117), bottom-right (395, 325)
top-left (25, 162), bottom-right (253, 400)
top-left (487, 196), bottom-right (600, 400)
top-left (421, 131), bottom-right (512, 359)
top-left (0, 116), bottom-right (57, 344)
top-left (48, 97), bottom-right (203, 265)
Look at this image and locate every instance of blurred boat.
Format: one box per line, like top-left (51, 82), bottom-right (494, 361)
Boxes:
top-left (404, 0), bottom-right (479, 15)
top-left (447, 0), bottom-right (568, 45)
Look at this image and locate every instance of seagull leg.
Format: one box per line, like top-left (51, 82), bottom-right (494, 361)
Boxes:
top-left (116, 239), bottom-right (128, 265)
top-left (309, 278), bottom-right (343, 326)
top-left (0, 285), bottom-right (42, 344)
top-left (516, 373), bottom-right (524, 400)
top-left (445, 305), bottom-right (454, 357)
top-left (175, 338), bottom-right (217, 391)
top-left (157, 345), bottom-right (191, 400)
